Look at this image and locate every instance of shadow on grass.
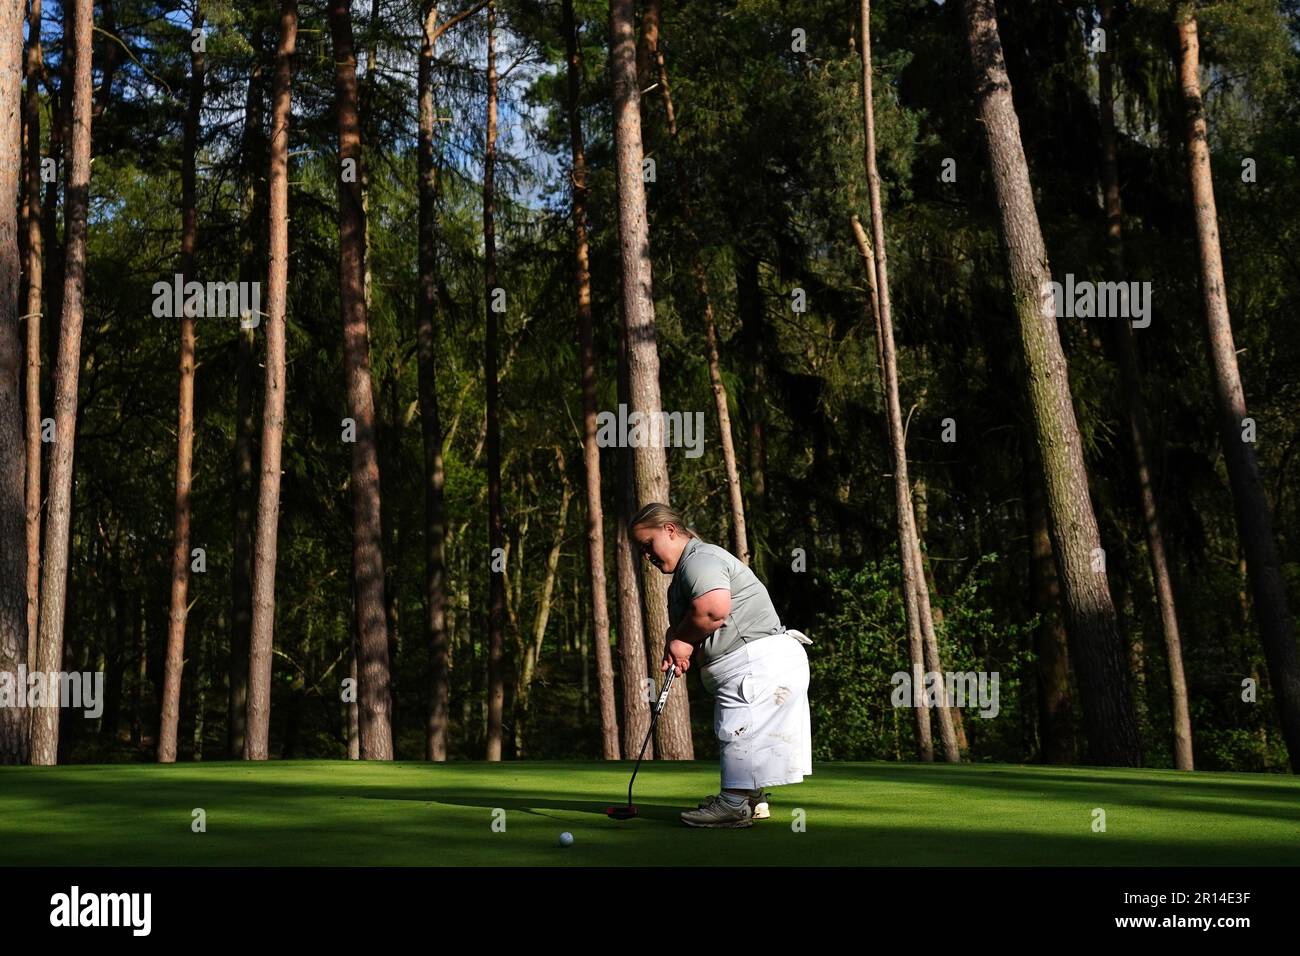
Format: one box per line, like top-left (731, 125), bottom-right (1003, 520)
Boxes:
top-left (1, 761), bottom-right (1296, 866)
top-left (845, 764), bottom-right (1300, 823)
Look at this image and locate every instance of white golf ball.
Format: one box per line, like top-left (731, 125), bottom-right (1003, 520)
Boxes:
top-left (558, 831), bottom-right (574, 847)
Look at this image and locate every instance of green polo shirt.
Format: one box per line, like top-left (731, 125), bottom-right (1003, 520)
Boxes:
top-left (667, 537), bottom-right (782, 666)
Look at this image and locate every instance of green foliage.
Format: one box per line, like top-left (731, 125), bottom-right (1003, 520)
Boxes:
top-left (27, 0), bottom-right (1300, 770)
top-left (808, 551), bottom-right (1033, 761)
top-left (809, 557), bottom-right (908, 761)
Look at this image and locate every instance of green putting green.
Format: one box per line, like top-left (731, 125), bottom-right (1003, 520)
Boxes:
top-left (1, 760), bottom-right (1296, 866)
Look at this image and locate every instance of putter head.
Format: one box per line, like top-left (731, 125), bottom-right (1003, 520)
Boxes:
top-left (606, 804), bottom-right (638, 820)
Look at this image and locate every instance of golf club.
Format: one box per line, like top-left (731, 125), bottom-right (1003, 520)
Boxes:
top-left (606, 667), bottom-right (677, 820)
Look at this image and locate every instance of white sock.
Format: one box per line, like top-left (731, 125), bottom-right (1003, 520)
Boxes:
top-left (720, 791), bottom-right (748, 808)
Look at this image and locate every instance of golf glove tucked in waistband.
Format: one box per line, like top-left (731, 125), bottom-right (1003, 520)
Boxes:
top-left (761, 625), bottom-right (812, 645)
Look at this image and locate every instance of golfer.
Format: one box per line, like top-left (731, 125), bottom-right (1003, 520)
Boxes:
top-left (629, 502), bottom-right (813, 828)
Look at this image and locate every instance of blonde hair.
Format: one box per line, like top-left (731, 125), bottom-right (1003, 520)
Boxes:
top-left (628, 502), bottom-right (699, 539)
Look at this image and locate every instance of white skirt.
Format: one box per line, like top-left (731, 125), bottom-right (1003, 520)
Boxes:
top-left (699, 630), bottom-right (813, 790)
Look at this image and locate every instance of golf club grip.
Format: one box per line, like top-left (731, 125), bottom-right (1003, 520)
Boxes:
top-left (655, 669), bottom-right (675, 714)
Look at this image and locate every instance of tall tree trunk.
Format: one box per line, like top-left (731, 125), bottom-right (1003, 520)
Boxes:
top-left (851, 216), bottom-right (931, 761)
top-left (1097, 0), bottom-right (1192, 771)
top-left (347, 624), bottom-right (360, 758)
top-left (858, 0), bottom-right (958, 762)
top-left (417, 0), bottom-right (451, 761)
top-left (92, 0), bottom-right (120, 120)
top-left (502, 517), bottom-right (525, 689)
top-left (635, 0), bottom-right (663, 92)
top-left (328, 0), bottom-right (393, 760)
top-left (516, 448), bottom-right (573, 758)
top-left (959, 0), bottom-right (1140, 766)
top-left (22, 0), bottom-right (43, 676)
top-left (1114, 560), bottom-right (1147, 735)
top-left (609, 0), bottom-right (691, 758)
top-left (380, 368), bottom-right (400, 726)
top-left (359, 0), bottom-right (380, 318)
top-left (702, 279), bottom-right (750, 563)
top-left (361, 0), bottom-right (400, 727)
top-left (16, 41), bottom-right (24, 334)
top-left (563, 0), bottom-right (619, 760)
top-left (735, 252), bottom-right (768, 581)
top-left (159, 1), bottom-right (206, 764)
top-left (637, 3), bottom-right (749, 566)
top-left (1237, 553), bottom-right (1271, 761)
top-left (914, 535), bottom-right (960, 757)
top-left (1175, 9), bottom-right (1300, 772)
top-left (615, 335), bottom-right (652, 760)
top-left (0, 0), bottom-right (29, 764)
top-left (39, 20), bottom-right (66, 435)
top-left (482, 0), bottom-right (506, 762)
top-left (30, 0), bottom-right (93, 766)
top-left (1025, 437), bottom-right (1077, 763)
top-left (245, 0), bottom-right (298, 760)
top-left (231, 19), bottom-right (268, 760)
top-left (913, 476), bottom-right (968, 753)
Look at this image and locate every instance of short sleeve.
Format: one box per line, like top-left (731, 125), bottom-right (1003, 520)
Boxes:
top-left (680, 552), bottom-right (730, 601)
